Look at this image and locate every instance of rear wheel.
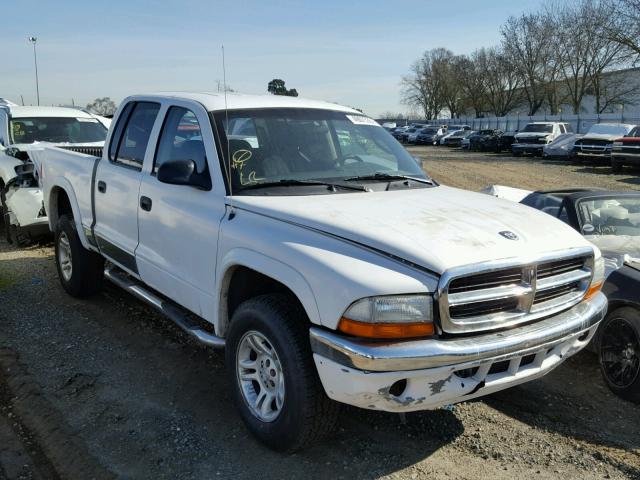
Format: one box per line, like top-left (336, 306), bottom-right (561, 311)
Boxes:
top-left (54, 215), bottom-right (105, 297)
top-left (599, 307), bottom-right (640, 404)
top-left (226, 294), bottom-right (339, 452)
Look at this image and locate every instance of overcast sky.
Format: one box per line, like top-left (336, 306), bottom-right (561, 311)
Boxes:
top-left (2, 0), bottom-right (546, 117)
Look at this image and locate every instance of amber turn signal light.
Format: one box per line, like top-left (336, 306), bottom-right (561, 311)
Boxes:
top-left (338, 317), bottom-right (435, 339)
top-left (584, 281), bottom-right (603, 300)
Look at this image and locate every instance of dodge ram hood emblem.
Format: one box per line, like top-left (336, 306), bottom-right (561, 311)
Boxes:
top-left (499, 231), bottom-right (519, 241)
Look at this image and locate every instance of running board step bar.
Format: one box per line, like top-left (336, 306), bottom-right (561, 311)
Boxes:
top-left (104, 267), bottom-right (225, 348)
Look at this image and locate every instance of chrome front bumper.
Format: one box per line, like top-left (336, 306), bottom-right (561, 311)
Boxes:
top-left (310, 293), bottom-right (606, 412)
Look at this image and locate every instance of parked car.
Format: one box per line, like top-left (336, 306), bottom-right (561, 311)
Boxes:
top-left (512, 122), bottom-right (572, 156)
top-left (486, 186), bottom-right (640, 403)
top-left (469, 129), bottom-right (503, 151)
top-left (0, 105), bottom-right (108, 245)
top-left (460, 131), bottom-right (477, 150)
top-left (543, 133), bottom-right (583, 159)
top-left (41, 93), bottom-right (606, 451)
top-left (399, 125), bottom-right (424, 143)
top-left (447, 124), bottom-right (471, 131)
top-left (612, 125), bottom-right (640, 172)
top-left (571, 123), bottom-right (635, 165)
top-left (438, 129), bottom-right (464, 146)
top-left (391, 126), bottom-right (409, 141)
top-left (443, 129), bottom-right (474, 147)
top-left (414, 126), bottom-right (443, 145)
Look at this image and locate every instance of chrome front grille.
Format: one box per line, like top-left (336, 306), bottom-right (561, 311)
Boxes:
top-left (438, 248), bottom-right (594, 334)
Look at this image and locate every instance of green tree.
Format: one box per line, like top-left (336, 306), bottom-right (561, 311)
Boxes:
top-left (267, 79), bottom-right (299, 97)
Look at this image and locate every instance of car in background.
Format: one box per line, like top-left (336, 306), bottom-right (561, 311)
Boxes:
top-left (460, 131), bottom-right (477, 150)
top-left (571, 123), bottom-right (635, 165)
top-left (399, 125), bottom-right (425, 143)
top-left (543, 133), bottom-right (583, 159)
top-left (0, 105), bottom-right (108, 245)
top-left (469, 129), bottom-right (503, 151)
top-left (439, 129), bottom-right (464, 146)
top-left (485, 186), bottom-right (640, 404)
top-left (447, 124), bottom-right (471, 131)
top-left (612, 125), bottom-right (640, 172)
top-left (512, 122), bottom-right (572, 156)
top-left (391, 126), bottom-right (409, 141)
top-left (443, 129), bottom-right (474, 147)
top-left (414, 126), bottom-right (443, 145)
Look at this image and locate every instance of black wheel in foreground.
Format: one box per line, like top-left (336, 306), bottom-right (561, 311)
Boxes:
top-left (54, 214), bottom-right (105, 297)
top-left (226, 294), bottom-right (339, 452)
top-left (599, 307), bottom-right (640, 404)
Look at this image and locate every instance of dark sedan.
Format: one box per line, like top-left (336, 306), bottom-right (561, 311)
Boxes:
top-left (468, 129), bottom-right (503, 151)
top-left (414, 127), bottom-right (441, 145)
top-left (518, 188), bottom-right (640, 403)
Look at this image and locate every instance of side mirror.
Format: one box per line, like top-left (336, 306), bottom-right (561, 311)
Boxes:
top-left (157, 159), bottom-right (211, 190)
top-left (582, 223), bottom-right (595, 235)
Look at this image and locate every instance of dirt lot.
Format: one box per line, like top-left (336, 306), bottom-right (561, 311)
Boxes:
top-left (0, 147), bottom-right (639, 479)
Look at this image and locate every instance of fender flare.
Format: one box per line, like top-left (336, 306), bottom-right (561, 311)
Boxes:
top-left (217, 247), bottom-right (322, 336)
top-left (47, 177), bottom-right (91, 250)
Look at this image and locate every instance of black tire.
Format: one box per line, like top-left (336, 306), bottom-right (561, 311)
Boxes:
top-left (611, 158), bottom-right (623, 173)
top-left (512, 150), bottom-right (521, 157)
top-left (598, 307), bottom-right (640, 404)
top-left (226, 294), bottom-right (339, 452)
top-left (54, 214), bottom-right (105, 297)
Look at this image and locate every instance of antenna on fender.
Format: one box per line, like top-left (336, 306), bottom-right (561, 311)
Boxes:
top-left (222, 44), bottom-right (235, 217)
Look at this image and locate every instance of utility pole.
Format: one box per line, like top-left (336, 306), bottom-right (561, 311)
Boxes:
top-left (28, 36), bottom-right (40, 106)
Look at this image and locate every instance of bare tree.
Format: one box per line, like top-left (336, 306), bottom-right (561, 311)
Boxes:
top-left (86, 97), bottom-right (117, 116)
top-left (452, 52), bottom-right (487, 117)
top-left (604, 0), bottom-right (640, 55)
top-left (477, 47), bottom-right (522, 116)
top-left (501, 13), bottom-right (557, 115)
top-left (401, 49), bottom-right (450, 119)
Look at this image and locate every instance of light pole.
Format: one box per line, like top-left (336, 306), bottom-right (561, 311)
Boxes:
top-left (28, 36), bottom-right (40, 106)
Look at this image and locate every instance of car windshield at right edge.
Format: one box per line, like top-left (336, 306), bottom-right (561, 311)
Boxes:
top-left (212, 108), bottom-right (430, 194)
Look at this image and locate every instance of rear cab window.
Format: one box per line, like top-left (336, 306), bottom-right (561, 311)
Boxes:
top-left (108, 102), bottom-right (160, 170)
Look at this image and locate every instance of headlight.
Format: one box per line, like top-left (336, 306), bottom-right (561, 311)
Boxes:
top-left (338, 294), bottom-right (434, 339)
top-left (585, 254), bottom-right (605, 300)
top-left (613, 141), bottom-right (623, 147)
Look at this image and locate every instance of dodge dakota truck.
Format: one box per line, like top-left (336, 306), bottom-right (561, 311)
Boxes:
top-left (41, 93), bottom-right (607, 451)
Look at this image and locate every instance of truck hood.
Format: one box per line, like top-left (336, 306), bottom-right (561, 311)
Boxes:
top-left (578, 134), bottom-right (620, 142)
top-left (231, 186), bottom-right (594, 274)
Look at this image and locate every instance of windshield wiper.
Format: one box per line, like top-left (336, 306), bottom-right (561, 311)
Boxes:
top-left (344, 172), bottom-right (435, 185)
top-left (240, 179), bottom-right (369, 192)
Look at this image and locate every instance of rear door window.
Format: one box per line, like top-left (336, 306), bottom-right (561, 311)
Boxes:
top-left (109, 102), bottom-right (160, 169)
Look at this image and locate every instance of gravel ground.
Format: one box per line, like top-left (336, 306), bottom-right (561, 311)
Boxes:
top-left (0, 148), bottom-right (639, 479)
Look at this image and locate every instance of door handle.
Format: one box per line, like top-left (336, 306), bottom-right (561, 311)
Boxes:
top-left (97, 181), bottom-right (106, 193)
top-left (140, 196), bottom-right (152, 211)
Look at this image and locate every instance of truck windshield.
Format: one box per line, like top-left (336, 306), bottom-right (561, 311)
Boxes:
top-left (521, 124), bottom-right (553, 133)
top-left (212, 108), bottom-right (428, 193)
top-left (586, 124), bottom-right (633, 136)
top-left (577, 196), bottom-right (640, 237)
top-left (10, 117), bottom-right (107, 144)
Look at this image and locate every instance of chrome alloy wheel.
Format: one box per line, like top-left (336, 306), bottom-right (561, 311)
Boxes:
top-left (236, 331), bottom-right (285, 422)
top-left (58, 232), bottom-right (73, 281)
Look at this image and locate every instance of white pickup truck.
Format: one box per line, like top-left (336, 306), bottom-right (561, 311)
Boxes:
top-left (41, 93), bottom-right (607, 451)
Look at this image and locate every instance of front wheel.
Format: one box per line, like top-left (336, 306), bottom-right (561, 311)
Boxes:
top-left (226, 294), bottom-right (339, 452)
top-left (599, 307), bottom-right (640, 404)
top-left (54, 215), bottom-right (105, 297)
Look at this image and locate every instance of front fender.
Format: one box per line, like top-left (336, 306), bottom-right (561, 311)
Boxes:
top-left (217, 208), bottom-right (439, 332)
top-left (217, 248), bottom-right (321, 336)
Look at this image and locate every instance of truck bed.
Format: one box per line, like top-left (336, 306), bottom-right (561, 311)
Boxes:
top-left (37, 146), bottom-right (101, 233)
